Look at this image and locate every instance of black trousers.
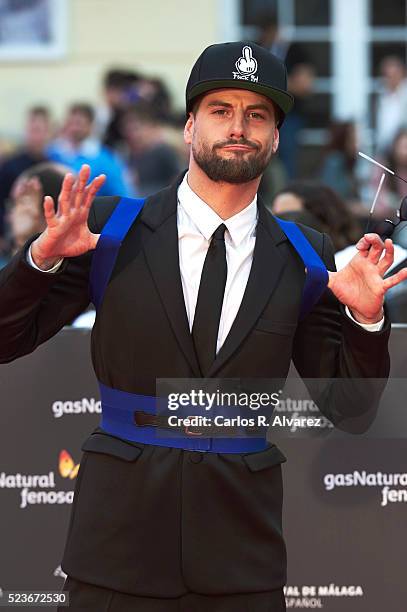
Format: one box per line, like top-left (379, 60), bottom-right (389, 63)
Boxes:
top-left (59, 576), bottom-right (286, 611)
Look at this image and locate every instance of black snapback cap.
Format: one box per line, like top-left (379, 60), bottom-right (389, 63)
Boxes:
top-left (185, 41), bottom-right (294, 126)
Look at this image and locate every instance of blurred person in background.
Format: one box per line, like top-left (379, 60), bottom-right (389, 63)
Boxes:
top-left (136, 76), bottom-right (172, 122)
top-left (99, 70), bottom-right (173, 153)
top-left (368, 128), bottom-right (407, 217)
top-left (384, 255), bottom-right (407, 322)
top-left (258, 154), bottom-right (287, 205)
top-left (121, 102), bottom-right (183, 196)
top-left (255, 10), bottom-right (312, 70)
top-left (255, 9), bottom-right (315, 181)
top-left (48, 103), bottom-right (134, 197)
top-left (5, 160), bottom-right (97, 326)
top-left (271, 180), bottom-right (407, 272)
top-left (0, 106), bottom-right (51, 249)
top-left (277, 61), bottom-right (316, 179)
top-left (255, 11), bottom-right (289, 60)
top-left (99, 69), bottom-right (141, 151)
top-left (375, 56), bottom-right (407, 154)
top-left (320, 121), bottom-right (360, 201)
top-left (6, 162), bottom-right (67, 255)
top-left (271, 181), bottom-right (360, 253)
top-left (255, 11), bottom-right (314, 194)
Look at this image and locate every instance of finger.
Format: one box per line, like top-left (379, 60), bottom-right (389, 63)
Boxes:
top-left (74, 165), bottom-right (91, 209)
top-left (58, 173), bottom-right (75, 216)
top-left (68, 182), bottom-right (78, 211)
top-left (361, 233), bottom-right (386, 264)
top-left (83, 174), bottom-right (106, 209)
top-left (77, 183), bottom-right (90, 216)
top-left (355, 235), bottom-right (371, 254)
top-left (378, 239), bottom-right (394, 276)
top-left (383, 267), bottom-right (407, 291)
top-left (43, 196), bottom-right (56, 224)
top-left (85, 174), bottom-right (106, 205)
top-left (356, 233), bottom-right (381, 250)
top-left (243, 46), bottom-right (251, 61)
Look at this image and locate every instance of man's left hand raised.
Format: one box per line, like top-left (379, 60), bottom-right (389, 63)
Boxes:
top-left (328, 233), bottom-right (407, 325)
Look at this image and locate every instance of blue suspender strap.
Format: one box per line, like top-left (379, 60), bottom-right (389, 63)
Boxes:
top-left (90, 197), bottom-right (146, 310)
top-left (89, 202), bottom-right (326, 452)
top-left (274, 217), bottom-right (329, 319)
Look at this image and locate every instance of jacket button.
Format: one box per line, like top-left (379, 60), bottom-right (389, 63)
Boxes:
top-left (189, 452), bottom-right (204, 463)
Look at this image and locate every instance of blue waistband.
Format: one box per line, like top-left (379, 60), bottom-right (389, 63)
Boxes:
top-left (98, 382), bottom-right (268, 453)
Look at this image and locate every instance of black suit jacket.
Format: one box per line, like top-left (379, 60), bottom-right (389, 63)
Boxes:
top-left (0, 174), bottom-right (391, 597)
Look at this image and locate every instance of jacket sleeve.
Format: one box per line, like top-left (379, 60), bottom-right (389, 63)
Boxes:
top-left (291, 229), bottom-right (391, 433)
top-left (0, 196), bottom-right (117, 363)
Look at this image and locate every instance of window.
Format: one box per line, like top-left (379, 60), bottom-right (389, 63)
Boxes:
top-left (294, 0), bottom-right (330, 26)
top-left (370, 0), bottom-right (406, 26)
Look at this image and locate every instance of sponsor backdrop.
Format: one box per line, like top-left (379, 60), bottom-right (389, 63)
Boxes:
top-left (0, 327), bottom-right (406, 610)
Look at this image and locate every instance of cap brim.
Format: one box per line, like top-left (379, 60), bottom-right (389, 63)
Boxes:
top-left (187, 80), bottom-right (294, 117)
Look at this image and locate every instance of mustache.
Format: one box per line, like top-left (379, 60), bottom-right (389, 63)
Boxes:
top-left (213, 139), bottom-right (260, 151)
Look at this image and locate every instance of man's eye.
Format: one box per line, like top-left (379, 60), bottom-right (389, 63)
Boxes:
top-left (213, 109), bottom-right (227, 115)
top-left (249, 112), bottom-right (264, 119)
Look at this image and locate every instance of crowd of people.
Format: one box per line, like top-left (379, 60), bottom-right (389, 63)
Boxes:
top-left (0, 68), bottom-right (187, 266)
top-left (1, 42), bottom-right (407, 322)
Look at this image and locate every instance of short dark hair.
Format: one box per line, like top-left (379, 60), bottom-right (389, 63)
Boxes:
top-left (122, 101), bottom-right (161, 126)
top-left (28, 106), bottom-right (50, 120)
top-left (272, 181), bottom-right (360, 251)
top-left (20, 162), bottom-right (70, 212)
top-left (103, 68), bottom-right (140, 90)
top-left (189, 93), bottom-right (205, 117)
top-left (68, 103), bottom-right (95, 123)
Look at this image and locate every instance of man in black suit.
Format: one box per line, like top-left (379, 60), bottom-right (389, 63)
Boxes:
top-left (0, 42), bottom-right (406, 611)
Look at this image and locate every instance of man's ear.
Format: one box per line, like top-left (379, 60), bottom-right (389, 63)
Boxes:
top-left (184, 114), bottom-right (194, 145)
top-left (272, 127), bottom-right (279, 154)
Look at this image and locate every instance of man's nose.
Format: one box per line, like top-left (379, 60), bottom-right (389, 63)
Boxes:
top-left (229, 112), bottom-right (246, 139)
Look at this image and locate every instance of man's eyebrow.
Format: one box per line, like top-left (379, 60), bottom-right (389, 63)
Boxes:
top-left (206, 101), bottom-right (273, 115)
top-left (246, 103), bottom-right (273, 115)
top-left (206, 101), bottom-right (233, 108)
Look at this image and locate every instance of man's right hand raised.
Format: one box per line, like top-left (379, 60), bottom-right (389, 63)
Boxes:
top-left (31, 164), bottom-right (106, 271)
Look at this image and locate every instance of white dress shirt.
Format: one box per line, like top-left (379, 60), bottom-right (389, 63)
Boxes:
top-left (27, 172), bottom-right (384, 338)
top-left (177, 173), bottom-right (258, 354)
top-left (376, 80), bottom-right (407, 152)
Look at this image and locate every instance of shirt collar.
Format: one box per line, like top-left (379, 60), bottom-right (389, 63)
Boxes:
top-left (177, 172), bottom-right (257, 246)
top-left (51, 136), bottom-right (100, 157)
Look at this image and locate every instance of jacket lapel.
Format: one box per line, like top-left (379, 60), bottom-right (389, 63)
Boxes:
top-left (207, 199), bottom-right (288, 377)
top-left (141, 173), bottom-right (201, 377)
top-left (140, 178), bottom-right (289, 378)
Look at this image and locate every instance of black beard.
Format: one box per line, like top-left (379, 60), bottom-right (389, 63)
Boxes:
top-left (192, 139), bottom-right (272, 184)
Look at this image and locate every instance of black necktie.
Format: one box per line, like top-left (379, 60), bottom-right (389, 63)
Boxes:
top-left (192, 223), bottom-right (227, 376)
